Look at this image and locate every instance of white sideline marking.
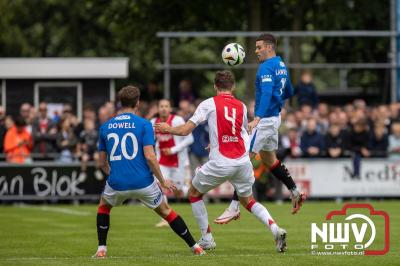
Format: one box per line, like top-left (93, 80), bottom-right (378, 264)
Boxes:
top-left (17, 205), bottom-right (91, 216)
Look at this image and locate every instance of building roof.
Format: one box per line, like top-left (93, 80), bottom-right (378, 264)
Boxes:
top-left (0, 58), bottom-right (129, 79)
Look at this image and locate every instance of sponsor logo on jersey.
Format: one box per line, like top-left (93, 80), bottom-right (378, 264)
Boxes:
top-left (156, 133), bottom-right (173, 142)
top-left (114, 115), bottom-right (130, 120)
top-left (279, 61), bottom-right (285, 67)
top-left (222, 135), bottom-right (239, 143)
top-left (261, 74), bottom-right (272, 82)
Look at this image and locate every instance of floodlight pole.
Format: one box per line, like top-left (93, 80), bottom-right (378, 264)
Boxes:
top-left (163, 37), bottom-right (171, 99)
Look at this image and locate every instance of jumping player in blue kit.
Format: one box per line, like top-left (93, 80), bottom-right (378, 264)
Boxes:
top-left (215, 34), bottom-right (306, 225)
top-left (92, 86), bottom-right (205, 258)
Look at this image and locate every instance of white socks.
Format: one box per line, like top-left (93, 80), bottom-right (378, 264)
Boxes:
top-left (190, 199), bottom-right (212, 240)
top-left (228, 200), bottom-right (240, 211)
top-left (249, 202), bottom-right (279, 237)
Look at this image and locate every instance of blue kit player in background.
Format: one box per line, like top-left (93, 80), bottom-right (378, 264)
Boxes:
top-left (93, 86), bottom-right (205, 258)
top-left (215, 34), bottom-right (306, 224)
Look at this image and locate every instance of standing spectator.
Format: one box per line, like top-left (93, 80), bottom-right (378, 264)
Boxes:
top-left (300, 118), bottom-right (325, 157)
top-left (32, 102), bottom-right (57, 160)
top-left (388, 121), bottom-right (400, 161)
top-left (56, 116), bottom-right (78, 162)
top-left (77, 118), bottom-right (100, 180)
top-left (3, 116), bottom-right (33, 163)
top-left (317, 103), bottom-right (330, 135)
top-left (98, 106), bottom-right (111, 126)
top-left (177, 100), bottom-right (194, 121)
top-left (368, 123), bottom-right (388, 158)
top-left (142, 81), bottom-right (163, 102)
top-left (294, 71), bottom-right (318, 109)
top-left (74, 104), bottom-right (97, 137)
top-left (349, 119), bottom-right (370, 177)
top-left (19, 103), bottom-right (33, 134)
top-left (177, 79), bottom-right (197, 103)
top-left (325, 124), bottom-right (346, 158)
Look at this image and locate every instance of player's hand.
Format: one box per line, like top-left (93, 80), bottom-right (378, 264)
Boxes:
top-left (154, 122), bottom-right (171, 133)
top-left (205, 144), bottom-right (210, 153)
top-left (162, 148), bottom-right (173, 155)
top-left (161, 179), bottom-right (177, 191)
top-left (247, 117), bottom-right (260, 134)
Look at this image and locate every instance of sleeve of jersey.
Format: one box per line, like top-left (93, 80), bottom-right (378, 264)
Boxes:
top-left (189, 100), bottom-right (209, 125)
top-left (170, 117), bottom-right (194, 154)
top-left (143, 122), bottom-right (155, 146)
top-left (282, 75), bottom-right (294, 100)
top-left (97, 125), bottom-right (106, 152)
top-left (255, 66), bottom-right (274, 118)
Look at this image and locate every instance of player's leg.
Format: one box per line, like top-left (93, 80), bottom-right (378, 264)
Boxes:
top-left (238, 195), bottom-right (286, 253)
top-left (190, 165), bottom-right (226, 249)
top-left (231, 161), bottom-right (286, 252)
top-left (155, 165), bottom-right (171, 228)
top-left (93, 183), bottom-right (128, 258)
top-left (154, 199), bottom-right (205, 255)
top-left (138, 181), bottom-right (205, 255)
top-left (214, 153), bottom-right (257, 224)
top-left (259, 150), bottom-right (306, 214)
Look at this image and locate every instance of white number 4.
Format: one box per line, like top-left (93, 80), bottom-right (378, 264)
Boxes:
top-left (107, 132), bottom-right (138, 161)
top-left (224, 106), bottom-right (236, 134)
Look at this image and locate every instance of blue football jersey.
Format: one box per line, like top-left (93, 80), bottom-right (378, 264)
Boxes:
top-left (98, 112), bottom-right (155, 190)
top-left (254, 56), bottom-right (294, 118)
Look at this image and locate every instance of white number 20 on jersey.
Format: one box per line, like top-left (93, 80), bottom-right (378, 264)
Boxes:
top-left (224, 106), bottom-right (237, 134)
top-left (107, 132), bottom-right (138, 161)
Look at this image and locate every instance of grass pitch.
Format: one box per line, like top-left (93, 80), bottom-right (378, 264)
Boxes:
top-left (0, 201), bottom-right (399, 265)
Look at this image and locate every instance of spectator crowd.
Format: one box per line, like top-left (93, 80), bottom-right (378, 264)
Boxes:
top-left (1, 77), bottom-right (400, 169)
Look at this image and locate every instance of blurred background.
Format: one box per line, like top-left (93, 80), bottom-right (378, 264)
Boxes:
top-left (0, 0), bottom-right (399, 203)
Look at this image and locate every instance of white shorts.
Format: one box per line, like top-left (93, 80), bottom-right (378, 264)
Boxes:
top-left (102, 181), bottom-right (163, 209)
top-left (249, 116), bottom-right (281, 153)
top-left (160, 165), bottom-right (185, 190)
top-left (192, 160), bottom-right (255, 197)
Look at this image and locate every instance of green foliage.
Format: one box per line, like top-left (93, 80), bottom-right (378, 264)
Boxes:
top-left (0, 0), bottom-right (391, 101)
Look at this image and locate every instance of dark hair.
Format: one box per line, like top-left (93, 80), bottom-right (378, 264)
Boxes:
top-left (14, 116), bottom-right (26, 127)
top-left (257, 33), bottom-right (277, 50)
top-left (214, 70), bottom-right (235, 91)
top-left (118, 85), bottom-right (140, 108)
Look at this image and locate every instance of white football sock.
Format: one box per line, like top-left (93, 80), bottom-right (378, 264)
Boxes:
top-left (249, 202), bottom-right (279, 237)
top-left (191, 199), bottom-right (212, 240)
top-left (228, 200), bottom-right (240, 211)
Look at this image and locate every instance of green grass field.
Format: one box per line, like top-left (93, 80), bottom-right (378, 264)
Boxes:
top-left (1, 201), bottom-right (399, 265)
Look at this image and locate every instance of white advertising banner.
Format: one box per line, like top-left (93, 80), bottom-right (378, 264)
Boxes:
top-left (285, 159), bottom-right (400, 197)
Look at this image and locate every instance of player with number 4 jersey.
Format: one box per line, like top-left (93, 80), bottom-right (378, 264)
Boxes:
top-left (155, 71), bottom-right (287, 253)
top-left (93, 86), bottom-right (205, 258)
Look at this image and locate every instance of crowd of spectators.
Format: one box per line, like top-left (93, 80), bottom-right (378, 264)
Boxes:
top-left (1, 76), bottom-right (400, 172)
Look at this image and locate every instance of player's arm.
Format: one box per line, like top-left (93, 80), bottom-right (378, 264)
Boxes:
top-left (97, 125), bottom-right (109, 175)
top-left (255, 67), bottom-right (274, 118)
top-left (168, 117), bottom-right (194, 154)
top-left (143, 145), bottom-right (176, 190)
top-left (155, 120), bottom-right (196, 136)
top-left (98, 151), bottom-right (110, 176)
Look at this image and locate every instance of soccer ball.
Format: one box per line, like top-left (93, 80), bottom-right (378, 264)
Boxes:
top-left (222, 43), bottom-right (245, 66)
